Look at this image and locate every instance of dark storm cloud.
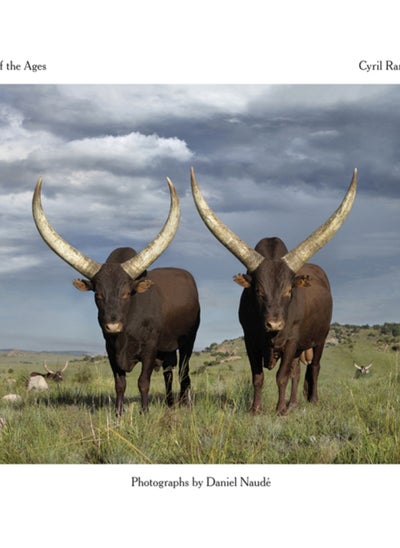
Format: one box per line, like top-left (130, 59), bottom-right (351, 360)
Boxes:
top-left (0, 84), bottom-right (399, 351)
top-left (186, 86), bottom-right (400, 200)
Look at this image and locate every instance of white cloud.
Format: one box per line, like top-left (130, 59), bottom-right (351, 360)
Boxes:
top-left (59, 85), bottom-right (269, 123)
top-left (0, 248), bottom-right (41, 274)
top-left (37, 131), bottom-right (193, 170)
top-left (0, 103), bottom-right (61, 162)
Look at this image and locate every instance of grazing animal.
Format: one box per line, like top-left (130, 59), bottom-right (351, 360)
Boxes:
top-left (32, 177), bottom-right (200, 416)
top-left (27, 375), bottom-right (49, 391)
top-left (30, 361), bottom-right (69, 382)
top-left (1, 393), bottom-right (22, 402)
top-left (354, 362), bottom-right (372, 377)
top-left (191, 167), bottom-right (357, 415)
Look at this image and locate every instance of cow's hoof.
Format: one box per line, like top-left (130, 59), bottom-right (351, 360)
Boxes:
top-left (179, 389), bottom-right (193, 407)
top-left (250, 406), bottom-right (262, 416)
top-left (286, 401), bottom-right (298, 413)
top-left (276, 406), bottom-right (288, 416)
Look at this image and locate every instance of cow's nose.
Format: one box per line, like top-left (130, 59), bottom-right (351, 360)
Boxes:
top-left (265, 319), bottom-right (285, 332)
top-left (105, 322), bottom-right (123, 333)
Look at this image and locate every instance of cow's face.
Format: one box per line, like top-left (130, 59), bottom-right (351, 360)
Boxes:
top-left (248, 260), bottom-right (294, 332)
top-left (234, 259), bottom-right (310, 333)
top-left (354, 362), bottom-right (372, 376)
top-left (73, 264), bottom-right (153, 334)
top-left (51, 371), bottom-right (64, 382)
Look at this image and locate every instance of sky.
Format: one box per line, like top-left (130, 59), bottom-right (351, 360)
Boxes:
top-left (0, 84), bottom-right (398, 353)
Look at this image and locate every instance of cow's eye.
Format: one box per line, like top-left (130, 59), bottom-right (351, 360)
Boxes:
top-left (95, 292), bottom-right (104, 301)
top-left (255, 287), bottom-right (264, 297)
top-left (283, 287), bottom-right (292, 298)
top-left (122, 291), bottom-right (131, 300)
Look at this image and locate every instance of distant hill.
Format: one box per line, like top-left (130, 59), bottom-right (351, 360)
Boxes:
top-left (0, 349), bottom-right (89, 356)
top-left (0, 349), bottom-right (91, 366)
top-left (199, 322), bottom-right (400, 357)
top-left (1, 323), bottom-right (399, 366)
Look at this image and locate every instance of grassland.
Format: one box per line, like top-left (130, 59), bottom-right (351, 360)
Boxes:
top-left (0, 323), bottom-right (399, 464)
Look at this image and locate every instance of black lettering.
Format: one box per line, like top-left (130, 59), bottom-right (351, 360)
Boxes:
top-left (386, 60), bottom-right (399, 70)
top-left (6, 60), bottom-right (21, 70)
top-left (24, 61), bottom-right (47, 72)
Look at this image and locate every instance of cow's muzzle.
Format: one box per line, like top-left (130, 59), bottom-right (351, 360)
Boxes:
top-left (105, 322), bottom-right (124, 334)
top-left (265, 319), bottom-right (285, 332)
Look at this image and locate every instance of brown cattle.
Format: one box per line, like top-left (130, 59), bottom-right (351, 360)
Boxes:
top-left (191, 167), bottom-right (357, 415)
top-left (33, 177), bottom-right (200, 415)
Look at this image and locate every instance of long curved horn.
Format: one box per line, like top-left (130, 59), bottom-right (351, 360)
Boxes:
top-left (33, 177), bottom-right (180, 281)
top-left (120, 177), bottom-right (180, 279)
top-left (282, 169), bottom-right (357, 272)
top-left (61, 361), bottom-right (69, 372)
top-left (32, 178), bottom-right (102, 279)
top-left (190, 167), bottom-right (264, 272)
top-left (191, 167), bottom-right (357, 274)
top-left (43, 361), bottom-right (55, 374)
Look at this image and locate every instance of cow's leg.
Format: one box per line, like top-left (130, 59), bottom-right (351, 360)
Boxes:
top-left (106, 340), bottom-right (127, 417)
top-left (178, 355), bottom-right (192, 406)
top-left (243, 334), bottom-right (264, 414)
top-left (287, 357), bottom-right (301, 411)
top-left (251, 361), bottom-right (264, 415)
top-left (178, 316), bottom-right (200, 406)
top-left (275, 342), bottom-right (297, 415)
top-left (245, 350), bottom-right (263, 414)
top-left (109, 359), bottom-right (126, 416)
top-left (113, 371), bottom-right (126, 417)
top-left (137, 357), bottom-right (155, 412)
top-left (162, 351), bottom-right (177, 407)
top-left (303, 344), bottom-right (324, 403)
top-left (178, 342), bottom-right (194, 406)
top-left (163, 369), bottom-right (174, 407)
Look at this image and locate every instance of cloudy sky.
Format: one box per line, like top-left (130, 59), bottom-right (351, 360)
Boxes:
top-left (0, 84), bottom-right (398, 353)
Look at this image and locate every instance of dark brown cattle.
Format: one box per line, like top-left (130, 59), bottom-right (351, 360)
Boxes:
top-left (235, 241), bottom-right (333, 414)
top-left (32, 177), bottom-right (200, 415)
top-left (191, 167), bottom-right (357, 415)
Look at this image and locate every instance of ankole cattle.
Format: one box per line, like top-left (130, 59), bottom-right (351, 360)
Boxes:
top-left (30, 361), bottom-right (69, 382)
top-left (32, 177), bottom-right (200, 416)
top-left (354, 362), bottom-right (372, 377)
top-left (27, 374), bottom-right (49, 392)
top-left (27, 361), bottom-right (69, 391)
top-left (191, 167), bottom-right (357, 415)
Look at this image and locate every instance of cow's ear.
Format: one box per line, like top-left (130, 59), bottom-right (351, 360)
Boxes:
top-left (73, 278), bottom-right (93, 292)
top-left (233, 273), bottom-right (252, 288)
top-left (293, 275), bottom-right (311, 288)
top-left (134, 279), bottom-right (154, 294)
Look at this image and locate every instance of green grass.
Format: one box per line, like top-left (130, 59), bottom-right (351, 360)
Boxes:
top-left (0, 328), bottom-right (399, 464)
